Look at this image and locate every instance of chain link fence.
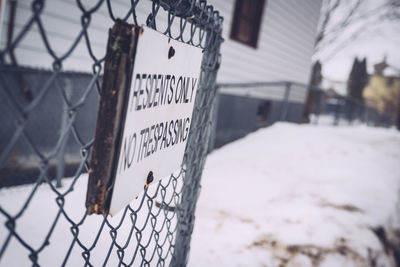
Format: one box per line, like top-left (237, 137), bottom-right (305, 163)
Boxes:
top-left (0, 0), bottom-right (222, 266)
top-left (212, 81), bottom-right (394, 147)
top-left (304, 86), bottom-right (394, 127)
top-left (217, 81), bottom-right (393, 127)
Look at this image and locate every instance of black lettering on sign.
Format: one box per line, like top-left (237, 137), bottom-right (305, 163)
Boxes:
top-left (175, 77), bottom-right (183, 104)
top-left (138, 73), bottom-right (146, 110)
top-left (128, 74), bottom-right (198, 112)
top-left (118, 133), bottom-right (137, 173)
top-left (183, 77), bottom-right (190, 103)
top-left (159, 75), bottom-right (169, 105)
top-left (123, 117), bottom-right (192, 165)
top-left (147, 125), bottom-right (155, 157)
top-left (183, 117), bottom-right (190, 141)
top-left (144, 74), bottom-right (153, 109)
top-left (130, 74), bottom-right (141, 112)
top-left (168, 76), bottom-right (175, 104)
top-left (152, 75), bottom-right (160, 107)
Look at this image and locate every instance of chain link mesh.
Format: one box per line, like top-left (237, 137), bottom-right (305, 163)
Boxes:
top-left (0, 0), bottom-right (223, 266)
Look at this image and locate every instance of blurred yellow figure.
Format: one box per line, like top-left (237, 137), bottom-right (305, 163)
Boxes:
top-left (363, 74), bottom-right (400, 123)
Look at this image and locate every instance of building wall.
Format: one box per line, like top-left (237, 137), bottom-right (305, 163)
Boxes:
top-left (0, 68), bottom-right (97, 187)
top-left (0, 1), bottom-right (176, 71)
top-left (2, 1), bottom-right (321, 93)
top-left (363, 75), bottom-right (400, 115)
top-left (214, 94), bottom-right (304, 147)
top-left (207, 0), bottom-right (322, 147)
top-left (208, 0), bottom-right (322, 103)
top-left (0, 1), bottom-right (322, 159)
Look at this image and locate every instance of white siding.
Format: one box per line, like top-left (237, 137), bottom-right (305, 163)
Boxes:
top-left (1, 0), bottom-right (321, 102)
top-left (0, 0), bottom-right (161, 71)
top-left (208, 0), bottom-right (321, 102)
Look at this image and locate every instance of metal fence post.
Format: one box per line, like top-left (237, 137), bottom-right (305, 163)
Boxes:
top-left (280, 82), bottom-right (291, 121)
top-left (56, 78), bottom-right (72, 188)
top-left (171, 26), bottom-right (222, 266)
top-left (207, 91), bottom-right (220, 153)
top-left (312, 90), bottom-right (321, 125)
top-left (333, 101), bottom-right (342, 126)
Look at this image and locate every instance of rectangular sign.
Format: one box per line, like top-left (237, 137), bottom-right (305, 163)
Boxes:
top-left (86, 21), bottom-right (203, 215)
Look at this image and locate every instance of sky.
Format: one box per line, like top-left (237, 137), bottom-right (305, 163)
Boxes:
top-left (314, 0), bottom-right (400, 94)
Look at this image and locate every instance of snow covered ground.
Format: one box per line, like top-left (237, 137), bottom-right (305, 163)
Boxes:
top-left (189, 123), bottom-right (400, 266)
top-left (1, 123), bottom-right (399, 266)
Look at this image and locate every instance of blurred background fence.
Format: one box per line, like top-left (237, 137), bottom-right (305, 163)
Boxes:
top-left (0, 0), bottom-right (222, 266)
top-left (212, 81), bottom-right (393, 148)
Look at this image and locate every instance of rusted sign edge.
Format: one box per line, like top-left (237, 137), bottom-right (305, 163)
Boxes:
top-left (85, 20), bottom-right (139, 215)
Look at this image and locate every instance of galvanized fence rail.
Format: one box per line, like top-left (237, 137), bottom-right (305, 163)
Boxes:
top-left (0, 0), bottom-right (222, 266)
top-left (217, 81), bottom-right (392, 127)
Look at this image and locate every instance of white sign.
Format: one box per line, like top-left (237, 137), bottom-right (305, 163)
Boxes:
top-left (109, 26), bottom-right (203, 215)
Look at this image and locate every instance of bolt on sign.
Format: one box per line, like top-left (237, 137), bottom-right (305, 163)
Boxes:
top-left (86, 20), bottom-right (203, 216)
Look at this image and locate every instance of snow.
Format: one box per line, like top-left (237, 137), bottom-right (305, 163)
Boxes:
top-left (1, 123), bottom-right (399, 266)
top-left (188, 123), bottom-right (400, 266)
top-left (0, 174), bottom-right (177, 266)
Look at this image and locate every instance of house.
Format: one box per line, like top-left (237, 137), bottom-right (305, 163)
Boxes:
top-left (362, 58), bottom-right (400, 126)
top-left (0, 0), bottom-right (322, 184)
top-left (363, 74), bottom-right (400, 125)
top-left (207, 0), bottom-right (322, 146)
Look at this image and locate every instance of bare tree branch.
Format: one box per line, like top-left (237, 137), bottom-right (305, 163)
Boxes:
top-left (315, 0), bottom-right (341, 44)
top-left (314, 0), bottom-right (400, 60)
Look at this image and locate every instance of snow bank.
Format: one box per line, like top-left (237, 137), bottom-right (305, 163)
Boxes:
top-left (1, 123), bottom-right (399, 266)
top-left (0, 174), bottom-right (177, 266)
top-left (189, 123), bottom-right (400, 266)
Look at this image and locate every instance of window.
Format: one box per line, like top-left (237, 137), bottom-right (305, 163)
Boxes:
top-left (230, 0), bottom-right (265, 48)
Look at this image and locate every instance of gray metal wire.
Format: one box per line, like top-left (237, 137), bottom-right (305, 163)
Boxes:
top-left (0, 0), bottom-right (223, 266)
